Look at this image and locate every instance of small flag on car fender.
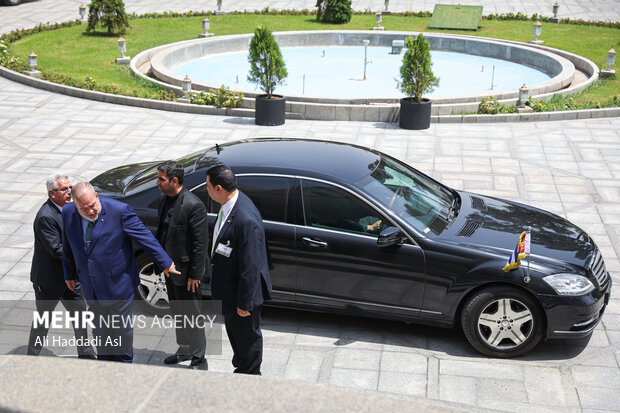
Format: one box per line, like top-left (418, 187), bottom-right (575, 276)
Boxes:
top-left (503, 230), bottom-right (531, 272)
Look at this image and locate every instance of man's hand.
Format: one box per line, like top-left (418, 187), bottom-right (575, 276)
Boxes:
top-left (237, 308), bottom-right (250, 317)
top-left (187, 277), bottom-right (201, 292)
top-left (367, 219), bottom-right (382, 233)
top-left (163, 262), bottom-right (181, 277)
top-left (65, 280), bottom-right (76, 291)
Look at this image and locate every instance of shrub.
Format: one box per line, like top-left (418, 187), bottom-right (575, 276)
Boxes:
top-left (397, 34), bottom-right (439, 102)
top-left (87, 0), bottom-right (130, 35)
top-left (247, 25), bottom-right (287, 98)
top-left (478, 96), bottom-right (517, 114)
top-left (188, 86), bottom-right (244, 108)
top-left (316, 0), bottom-right (352, 24)
top-left (0, 40), bottom-right (29, 71)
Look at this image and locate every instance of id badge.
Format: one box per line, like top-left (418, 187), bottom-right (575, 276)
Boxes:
top-left (215, 242), bottom-right (232, 257)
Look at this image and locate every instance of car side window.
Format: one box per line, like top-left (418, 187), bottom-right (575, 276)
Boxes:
top-left (192, 184), bottom-right (217, 213)
top-left (301, 179), bottom-right (388, 237)
top-left (237, 176), bottom-right (290, 223)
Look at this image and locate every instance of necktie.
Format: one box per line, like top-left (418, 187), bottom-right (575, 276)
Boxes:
top-left (211, 208), bottom-right (223, 255)
top-left (85, 221), bottom-right (94, 250)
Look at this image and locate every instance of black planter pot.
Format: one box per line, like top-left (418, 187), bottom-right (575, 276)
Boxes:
top-left (255, 94), bottom-right (286, 126)
top-left (399, 98), bottom-right (432, 130)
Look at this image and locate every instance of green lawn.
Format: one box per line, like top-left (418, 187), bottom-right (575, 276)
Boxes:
top-left (7, 14), bottom-right (620, 105)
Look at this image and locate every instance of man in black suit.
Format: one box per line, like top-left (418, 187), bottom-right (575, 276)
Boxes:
top-left (206, 165), bottom-right (272, 375)
top-left (27, 174), bottom-right (96, 359)
top-left (156, 161), bottom-right (208, 370)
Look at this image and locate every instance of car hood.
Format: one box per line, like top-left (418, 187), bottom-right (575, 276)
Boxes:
top-left (90, 161), bottom-right (161, 196)
top-left (443, 191), bottom-right (595, 269)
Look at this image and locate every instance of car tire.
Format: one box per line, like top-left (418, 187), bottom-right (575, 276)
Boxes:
top-left (135, 252), bottom-right (170, 316)
top-left (461, 286), bottom-right (544, 358)
top-left (3, 0), bottom-right (22, 6)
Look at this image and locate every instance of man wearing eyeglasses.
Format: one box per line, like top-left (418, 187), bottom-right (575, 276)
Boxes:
top-left (27, 174), bottom-right (96, 359)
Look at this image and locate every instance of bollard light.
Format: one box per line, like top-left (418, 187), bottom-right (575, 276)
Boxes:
top-left (373, 12), bottom-right (384, 30)
top-left (517, 84), bottom-right (529, 108)
top-left (200, 17), bottom-right (213, 37)
top-left (182, 76), bottom-right (192, 96)
top-left (533, 21), bottom-right (542, 40)
top-left (605, 48), bottom-right (616, 70)
top-left (116, 37), bottom-right (130, 64)
top-left (552, 2), bottom-right (559, 18)
top-left (528, 21), bottom-right (544, 44)
top-left (601, 48), bottom-right (616, 78)
top-left (117, 37), bottom-right (126, 57)
top-left (24, 51), bottom-right (41, 77)
top-left (384, 0), bottom-right (389, 11)
top-left (28, 51), bottom-right (38, 69)
top-left (79, 4), bottom-right (87, 19)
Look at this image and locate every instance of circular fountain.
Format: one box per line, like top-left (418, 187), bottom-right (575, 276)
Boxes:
top-left (131, 31), bottom-right (598, 121)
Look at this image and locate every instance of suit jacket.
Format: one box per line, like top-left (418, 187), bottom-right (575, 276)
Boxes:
top-left (62, 197), bottom-right (172, 303)
top-left (210, 191), bottom-right (272, 314)
top-left (156, 187), bottom-right (208, 286)
top-left (30, 199), bottom-right (67, 289)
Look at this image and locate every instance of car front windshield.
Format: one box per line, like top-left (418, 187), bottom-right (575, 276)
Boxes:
top-left (355, 157), bottom-right (455, 235)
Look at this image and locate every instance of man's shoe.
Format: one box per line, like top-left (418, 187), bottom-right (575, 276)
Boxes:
top-left (189, 357), bottom-right (208, 370)
top-left (164, 354), bottom-right (192, 365)
top-left (78, 354), bottom-right (97, 360)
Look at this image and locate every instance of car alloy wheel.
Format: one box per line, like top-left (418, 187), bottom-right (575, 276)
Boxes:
top-left (136, 253), bottom-right (170, 313)
top-left (461, 286), bottom-right (544, 358)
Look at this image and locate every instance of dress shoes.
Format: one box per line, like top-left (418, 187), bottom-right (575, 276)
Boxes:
top-left (189, 356), bottom-right (208, 370)
top-left (164, 354), bottom-right (192, 365)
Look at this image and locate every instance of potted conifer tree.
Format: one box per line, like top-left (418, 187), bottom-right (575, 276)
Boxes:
top-left (396, 34), bottom-right (439, 130)
top-left (247, 25), bottom-right (288, 126)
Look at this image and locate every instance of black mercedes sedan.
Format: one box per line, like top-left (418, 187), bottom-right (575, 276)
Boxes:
top-left (90, 138), bottom-right (612, 358)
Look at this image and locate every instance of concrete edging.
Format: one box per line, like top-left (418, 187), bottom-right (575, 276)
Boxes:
top-left (1, 31), bottom-right (617, 123)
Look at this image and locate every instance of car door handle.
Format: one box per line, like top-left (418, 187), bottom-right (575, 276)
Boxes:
top-left (302, 237), bottom-right (328, 248)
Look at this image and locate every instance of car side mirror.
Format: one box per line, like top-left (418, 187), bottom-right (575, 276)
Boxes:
top-left (377, 227), bottom-right (404, 247)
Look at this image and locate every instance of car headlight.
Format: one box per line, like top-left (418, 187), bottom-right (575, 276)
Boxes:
top-left (543, 273), bottom-right (594, 296)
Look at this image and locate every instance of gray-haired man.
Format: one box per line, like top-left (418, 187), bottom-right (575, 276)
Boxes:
top-left (27, 174), bottom-right (96, 358)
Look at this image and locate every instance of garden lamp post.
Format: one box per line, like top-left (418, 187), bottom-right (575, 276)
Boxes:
top-left (528, 21), bottom-right (544, 45)
top-left (517, 84), bottom-right (529, 108)
top-left (200, 17), bottom-right (213, 37)
top-left (550, 2), bottom-right (560, 22)
top-left (78, 4), bottom-right (87, 24)
top-left (373, 12), bottom-right (384, 30)
top-left (116, 37), bottom-right (130, 64)
top-left (24, 51), bottom-right (41, 78)
top-left (178, 76), bottom-right (192, 103)
top-left (601, 48), bottom-right (616, 78)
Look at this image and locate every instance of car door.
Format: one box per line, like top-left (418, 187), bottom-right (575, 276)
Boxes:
top-left (295, 178), bottom-right (426, 318)
top-left (193, 174), bottom-right (297, 303)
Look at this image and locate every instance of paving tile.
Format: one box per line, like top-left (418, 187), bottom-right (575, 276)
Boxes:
top-left (377, 371), bottom-right (426, 397)
top-left (439, 374), bottom-right (476, 405)
top-left (328, 367), bottom-right (378, 390)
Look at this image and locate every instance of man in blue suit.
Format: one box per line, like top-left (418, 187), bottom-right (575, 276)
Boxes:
top-left (62, 182), bottom-right (179, 362)
top-left (206, 165), bottom-right (272, 375)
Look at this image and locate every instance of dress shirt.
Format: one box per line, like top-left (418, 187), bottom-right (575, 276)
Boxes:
top-left (213, 190), bottom-right (238, 242)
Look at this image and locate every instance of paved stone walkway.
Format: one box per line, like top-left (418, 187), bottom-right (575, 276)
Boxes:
top-left (0, 1), bottom-right (619, 412)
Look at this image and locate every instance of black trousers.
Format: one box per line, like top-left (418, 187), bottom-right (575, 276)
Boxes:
top-left (165, 276), bottom-right (206, 358)
top-left (88, 293), bottom-right (134, 363)
top-left (27, 283), bottom-right (96, 357)
top-left (224, 305), bottom-right (263, 375)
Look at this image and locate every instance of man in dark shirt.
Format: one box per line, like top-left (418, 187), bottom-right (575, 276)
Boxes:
top-left (156, 161), bottom-right (209, 370)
